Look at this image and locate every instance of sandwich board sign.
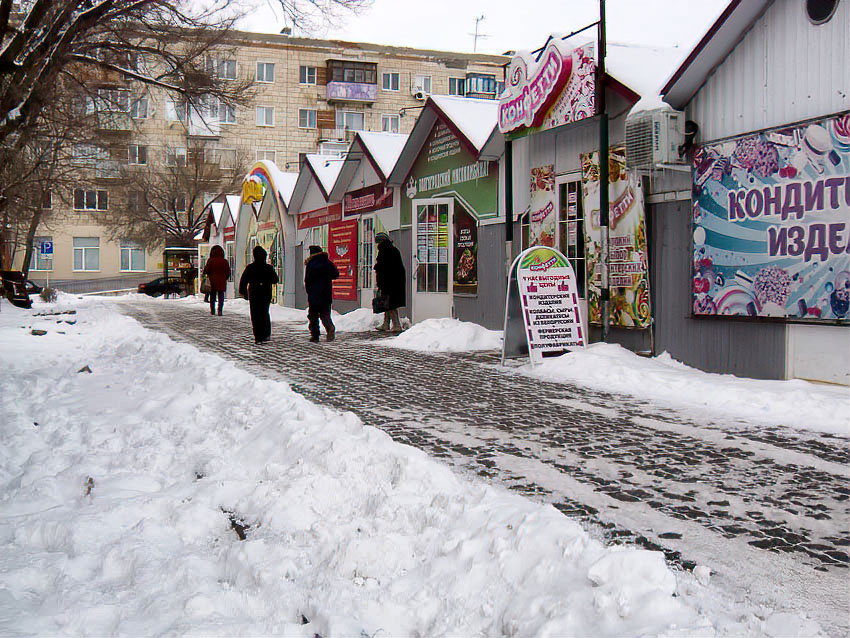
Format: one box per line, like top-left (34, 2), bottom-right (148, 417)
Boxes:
top-left (501, 246), bottom-right (585, 366)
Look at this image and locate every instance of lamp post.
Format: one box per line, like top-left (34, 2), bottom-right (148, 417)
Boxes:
top-left (597, 0), bottom-right (610, 342)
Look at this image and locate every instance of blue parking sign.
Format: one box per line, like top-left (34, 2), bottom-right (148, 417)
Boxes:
top-left (40, 240), bottom-right (53, 255)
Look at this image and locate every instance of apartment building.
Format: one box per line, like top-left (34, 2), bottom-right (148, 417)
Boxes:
top-left (18, 32), bottom-right (507, 292)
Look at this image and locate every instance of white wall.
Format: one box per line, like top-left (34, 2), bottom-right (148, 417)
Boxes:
top-left (787, 324), bottom-right (850, 386)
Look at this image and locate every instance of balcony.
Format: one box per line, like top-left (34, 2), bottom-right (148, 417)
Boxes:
top-left (318, 127), bottom-right (357, 143)
top-left (95, 112), bottom-right (132, 132)
top-left (94, 160), bottom-right (123, 179)
top-left (326, 81), bottom-right (377, 103)
top-left (187, 113), bottom-right (221, 139)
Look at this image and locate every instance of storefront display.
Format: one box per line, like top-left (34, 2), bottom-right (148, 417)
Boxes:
top-left (453, 205), bottom-right (478, 294)
top-left (328, 220), bottom-right (358, 301)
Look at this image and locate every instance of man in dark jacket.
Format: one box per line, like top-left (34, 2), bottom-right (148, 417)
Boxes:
top-left (202, 245), bottom-right (231, 316)
top-left (238, 245), bottom-right (279, 344)
top-left (304, 245), bottom-right (339, 343)
top-left (373, 232), bottom-right (405, 332)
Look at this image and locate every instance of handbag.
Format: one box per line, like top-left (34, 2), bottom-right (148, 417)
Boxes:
top-left (371, 290), bottom-right (390, 314)
top-left (200, 274), bottom-right (211, 294)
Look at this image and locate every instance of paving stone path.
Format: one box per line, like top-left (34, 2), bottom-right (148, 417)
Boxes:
top-left (125, 301), bottom-right (849, 634)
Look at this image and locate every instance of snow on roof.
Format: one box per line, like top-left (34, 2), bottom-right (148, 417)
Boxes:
top-left (429, 95), bottom-right (498, 152)
top-left (356, 132), bottom-right (409, 178)
top-left (258, 160), bottom-right (299, 208)
top-left (306, 154), bottom-right (345, 196)
top-left (224, 195), bottom-right (242, 226)
top-left (209, 202), bottom-right (225, 230)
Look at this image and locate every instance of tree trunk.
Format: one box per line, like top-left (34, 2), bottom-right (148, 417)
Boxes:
top-left (20, 206), bottom-right (42, 278)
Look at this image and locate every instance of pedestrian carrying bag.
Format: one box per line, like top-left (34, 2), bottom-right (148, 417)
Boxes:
top-left (200, 275), bottom-right (211, 294)
top-left (372, 290), bottom-right (389, 314)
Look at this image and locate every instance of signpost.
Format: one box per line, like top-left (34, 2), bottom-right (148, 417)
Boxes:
top-left (502, 246), bottom-right (585, 366)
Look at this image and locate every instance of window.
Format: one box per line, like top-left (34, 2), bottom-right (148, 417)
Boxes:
top-left (166, 147), bottom-right (187, 166)
top-left (467, 74), bottom-right (497, 95)
top-left (72, 144), bottom-right (107, 163)
top-left (129, 145), bottom-right (147, 165)
top-left (131, 95), bottom-right (149, 119)
top-left (382, 72), bottom-right (399, 91)
top-left (558, 179), bottom-right (586, 298)
top-left (42, 191), bottom-right (52, 209)
top-left (218, 58), bottom-right (236, 80)
top-left (256, 150), bottom-right (276, 162)
top-left (256, 61), bottom-right (275, 83)
top-left (166, 97), bottom-right (186, 122)
top-left (256, 106), bottom-right (274, 127)
top-left (120, 241), bottom-right (145, 271)
top-left (381, 114), bottom-right (399, 133)
top-left (73, 237), bottom-right (100, 271)
top-left (171, 195), bottom-right (187, 213)
top-left (298, 108), bottom-right (317, 129)
top-left (335, 110), bottom-right (364, 131)
top-left (449, 78), bottom-right (466, 96)
top-left (73, 189), bottom-right (108, 211)
top-left (328, 60), bottom-right (377, 84)
top-left (218, 148), bottom-right (237, 170)
top-left (30, 236), bottom-right (53, 271)
top-left (96, 88), bottom-right (130, 112)
top-left (299, 65), bottom-right (317, 85)
top-left (413, 75), bottom-right (432, 95)
top-left (216, 99), bottom-right (236, 124)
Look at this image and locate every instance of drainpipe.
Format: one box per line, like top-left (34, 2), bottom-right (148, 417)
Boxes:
top-left (505, 139), bottom-right (513, 277)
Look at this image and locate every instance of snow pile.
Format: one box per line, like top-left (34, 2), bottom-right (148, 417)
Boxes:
top-left (384, 317), bottom-right (503, 352)
top-left (0, 297), bottom-right (726, 637)
top-left (524, 343), bottom-right (849, 435)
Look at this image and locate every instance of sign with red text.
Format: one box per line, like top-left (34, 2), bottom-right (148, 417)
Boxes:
top-left (505, 246), bottom-right (584, 366)
top-left (297, 202), bottom-right (342, 230)
top-left (692, 114), bottom-right (850, 322)
top-left (499, 39), bottom-right (596, 136)
top-left (343, 183), bottom-right (393, 218)
top-left (530, 164), bottom-right (556, 246)
top-left (328, 219), bottom-right (358, 301)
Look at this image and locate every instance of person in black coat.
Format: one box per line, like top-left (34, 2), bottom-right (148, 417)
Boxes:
top-left (304, 245), bottom-right (339, 342)
top-left (373, 232), bottom-right (405, 332)
top-left (238, 245), bottom-right (279, 344)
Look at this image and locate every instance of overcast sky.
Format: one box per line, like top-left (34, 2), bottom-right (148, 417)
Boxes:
top-left (238, 0), bottom-right (730, 58)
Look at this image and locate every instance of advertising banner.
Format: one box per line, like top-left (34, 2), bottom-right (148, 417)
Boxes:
top-left (453, 204), bottom-right (478, 294)
top-left (530, 164), bottom-right (556, 246)
top-left (298, 202), bottom-right (343, 230)
top-left (581, 147), bottom-right (651, 328)
top-left (692, 114), bottom-right (850, 321)
top-left (499, 39), bottom-right (596, 136)
top-left (343, 183), bottom-right (393, 218)
top-left (506, 246), bottom-right (584, 365)
top-left (328, 219), bottom-right (358, 301)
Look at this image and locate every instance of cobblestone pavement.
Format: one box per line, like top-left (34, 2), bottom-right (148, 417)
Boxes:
top-left (125, 301), bottom-right (850, 634)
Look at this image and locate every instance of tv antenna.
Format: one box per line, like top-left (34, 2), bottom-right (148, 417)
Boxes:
top-left (470, 15), bottom-right (489, 52)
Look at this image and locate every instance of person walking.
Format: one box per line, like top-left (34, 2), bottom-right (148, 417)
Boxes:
top-left (373, 232), bottom-right (405, 332)
top-left (238, 245), bottom-right (279, 344)
top-left (202, 245), bottom-right (231, 316)
top-left (304, 245), bottom-right (339, 343)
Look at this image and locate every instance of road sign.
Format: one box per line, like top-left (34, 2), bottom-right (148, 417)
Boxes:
top-left (39, 240), bottom-right (53, 255)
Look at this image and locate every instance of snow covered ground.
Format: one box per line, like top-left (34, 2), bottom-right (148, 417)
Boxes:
top-left (0, 294), bottom-right (840, 636)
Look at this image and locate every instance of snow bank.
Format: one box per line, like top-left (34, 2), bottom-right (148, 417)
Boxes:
top-left (382, 317), bottom-right (503, 352)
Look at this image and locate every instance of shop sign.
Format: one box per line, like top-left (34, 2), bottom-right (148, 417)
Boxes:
top-left (692, 114), bottom-right (850, 322)
top-left (343, 183), bottom-right (393, 217)
top-left (406, 160), bottom-right (493, 199)
top-left (530, 164), bottom-right (556, 246)
top-left (242, 175), bottom-right (264, 204)
top-left (499, 39), bottom-right (596, 135)
top-left (581, 146), bottom-right (651, 328)
top-left (453, 205), bottom-right (478, 294)
top-left (223, 227), bottom-right (235, 241)
top-left (328, 220), bottom-right (358, 301)
top-left (502, 246), bottom-right (584, 365)
top-left (297, 202), bottom-right (342, 230)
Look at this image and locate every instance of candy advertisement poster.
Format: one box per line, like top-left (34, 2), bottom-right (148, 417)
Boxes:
top-left (692, 114), bottom-right (850, 322)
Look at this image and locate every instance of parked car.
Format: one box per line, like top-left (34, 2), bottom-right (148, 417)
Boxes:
top-left (25, 279), bottom-right (43, 295)
top-left (1, 271), bottom-right (32, 308)
top-left (138, 276), bottom-right (183, 297)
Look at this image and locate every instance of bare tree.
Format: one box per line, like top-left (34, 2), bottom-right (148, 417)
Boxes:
top-left (273, 0), bottom-right (372, 34)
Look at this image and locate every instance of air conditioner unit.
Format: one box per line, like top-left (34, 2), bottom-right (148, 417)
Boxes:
top-left (412, 90), bottom-right (427, 101)
top-left (625, 108), bottom-right (686, 169)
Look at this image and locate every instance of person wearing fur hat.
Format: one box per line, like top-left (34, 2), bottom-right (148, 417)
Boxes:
top-left (238, 245), bottom-right (279, 344)
top-left (304, 245), bottom-right (339, 343)
top-left (373, 232), bottom-right (405, 332)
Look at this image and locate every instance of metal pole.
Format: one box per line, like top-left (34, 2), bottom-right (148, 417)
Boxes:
top-left (598, 0), bottom-right (610, 342)
top-left (505, 139), bottom-right (514, 278)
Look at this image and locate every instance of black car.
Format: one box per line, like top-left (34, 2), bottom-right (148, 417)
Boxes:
top-left (25, 279), bottom-right (43, 295)
top-left (138, 276), bottom-right (183, 297)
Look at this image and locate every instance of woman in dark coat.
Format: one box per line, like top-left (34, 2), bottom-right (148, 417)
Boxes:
top-left (202, 245), bottom-right (231, 316)
top-left (304, 245), bottom-right (339, 342)
top-left (238, 245), bottom-right (279, 343)
top-left (373, 232), bottom-right (405, 332)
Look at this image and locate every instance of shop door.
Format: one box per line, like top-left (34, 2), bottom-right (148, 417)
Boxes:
top-left (412, 198), bottom-right (453, 322)
top-left (358, 215), bottom-right (376, 308)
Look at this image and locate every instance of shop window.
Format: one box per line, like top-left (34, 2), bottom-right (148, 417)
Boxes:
top-left (73, 188), bottom-right (108, 211)
top-left (299, 108), bottom-right (317, 129)
top-left (226, 242), bottom-right (235, 281)
top-left (299, 65), bottom-right (317, 85)
top-left (358, 217), bottom-right (374, 289)
top-left (558, 179), bottom-right (586, 298)
top-left (256, 106), bottom-right (274, 127)
top-left (382, 72), bottom-right (399, 91)
top-left (381, 114), bottom-right (399, 133)
top-left (30, 236), bottom-right (53, 271)
top-left (120, 241), bottom-right (146, 271)
top-left (73, 237), bottom-right (100, 271)
top-left (257, 61), bottom-right (275, 83)
top-left (449, 77), bottom-right (466, 96)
